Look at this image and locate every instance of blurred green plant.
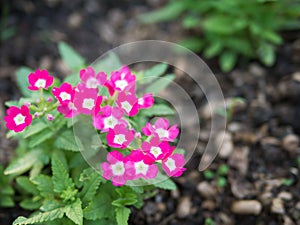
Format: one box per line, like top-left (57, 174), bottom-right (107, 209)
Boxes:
top-left (139, 0), bottom-right (300, 72)
top-left (0, 165), bottom-right (14, 207)
top-left (203, 164), bottom-right (229, 188)
top-left (205, 218), bottom-right (216, 225)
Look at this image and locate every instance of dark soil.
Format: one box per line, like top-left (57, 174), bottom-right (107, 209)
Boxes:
top-left (1, 0), bottom-right (300, 225)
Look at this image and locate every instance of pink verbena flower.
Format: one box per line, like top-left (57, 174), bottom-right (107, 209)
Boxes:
top-left (162, 154), bottom-right (186, 177)
top-left (142, 135), bottom-right (174, 162)
top-left (142, 118), bottom-right (179, 142)
top-left (79, 66), bottom-right (107, 89)
top-left (73, 87), bottom-right (102, 115)
top-left (125, 150), bottom-right (158, 180)
top-left (106, 66), bottom-right (136, 95)
top-left (101, 150), bottom-right (132, 186)
top-left (4, 105), bottom-right (32, 132)
top-left (93, 106), bottom-right (128, 132)
top-left (57, 102), bottom-right (78, 118)
top-left (52, 83), bottom-right (75, 104)
top-left (116, 92), bottom-right (139, 116)
top-left (106, 124), bottom-right (134, 149)
top-left (138, 93), bottom-right (154, 109)
top-left (28, 69), bottom-right (54, 91)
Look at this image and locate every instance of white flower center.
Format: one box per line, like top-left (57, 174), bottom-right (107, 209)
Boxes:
top-left (115, 80), bottom-right (128, 90)
top-left (138, 98), bottom-right (144, 105)
top-left (150, 146), bottom-right (162, 158)
top-left (111, 162), bottom-right (125, 176)
top-left (121, 101), bottom-right (132, 113)
top-left (82, 98), bottom-right (95, 110)
top-left (86, 77), bottom-right (99, 88)
top-left (35, 79), bottom-right (46, 88)
top-left (59, 92), bottom-right (71, 101)
top-left (134, 161), bottom-right (149, 175)
top-left (165, 158), bottom-right (176, 172)
top-left (14, 114), bottom-right (26, 125)
top-left (156, 128), bottom-right (169, 139)
top-left (114, 134), bottom-right (126, 145)
top-left (103, 116), bottom-right (118, 129)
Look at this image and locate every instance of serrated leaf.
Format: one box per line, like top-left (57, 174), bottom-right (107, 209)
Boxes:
top-left (145, 74), bottom-right (175, 94)
top-left (16, 176), bottom-right (39, 195)
top-left (15, 67), bottom-right (33, 97)
top-left (65, 199), bottom-right (83, 225)
top-left (13, 208), bottom-right (65, 225)
top-left (141, 104), bottom-right (175, 117)
top-left (4, 150), bottom-right (42, 175)
top-left (153, 173), bottom-right (177, 190)
top-left (32, 175), bottom-right (54, 198)
top-left (20, 199), bottom-right (42, 210)
top-left (115, 207), bottom-right (130, 225)
top-left (29, 130), bottom-right (53, 148)
top-left (54, 130), bottom-right (80, 151)
top-left (142, 64), bottom-right (168, 83)
top-left (58, 42), bottom-right (85, 72)
top-left (24, 122), bottom-right (48, 138)
top-left (51, 154), bottom-right (74, 193)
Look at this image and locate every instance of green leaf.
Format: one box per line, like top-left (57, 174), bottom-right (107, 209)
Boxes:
top-left (178, 37), bottom-right (204, 52)
top-left (0, 195), bottom-right (14, 207)
top-left (58, 42), bottom-right (86, 72)
top-left (54, 130), bottom-right (80, 151)
top-left (4, 150), bottom-right (42, 175)
top-left (182, 16), bottom-right (200, 28)
top-left (63, 72), bottom-right (81, 87)
top-left (142, 63), bottom-right (168, 82)
top-left (153, 177), bottom-right (177, 190)
top-left (13, 208), bottom-right (65, 225)
top-left (141, 104), bottom-right (175, 117)
top-left (65, 199), bottom-right (83, 225)
top-left (16, 176), bottom-right (39, 195)
top-left (24, 122), bottom-right (48, 138)
top-left (29, 130), bottom-right (53, 148)
top-left (145, 74), bottom-right (175, 94)
top-left (257, 43), bottom-right (275, 66)
top-left (51, 154), bottom-right (74, 193)
top-left (15, 67), bottom-right (33, 97)
top-left (20, 199), bottom-right (42, 210)
top-left (32, 175), bottom-right (54, 198)
top-left (219, 52), bottom-right (237, 72)
top-left (92, 52), bottom-right (122, 75)
top-left (115, 207), bottom-right (130, 225)
top-left (204, 41), bottom-right (223, 58)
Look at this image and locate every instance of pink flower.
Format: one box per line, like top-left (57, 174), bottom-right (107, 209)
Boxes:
top-left (28, 69), bottom-right (54, 91)
top-left (125, 150), bottom-right (158, 180)
top-left (79, 66), bottom-right (107, 89)
top-left (162, 154), bottom-right (186, 177)
top-left (93, 106), bottom-right (128, 132)
top-left (142, 118), bottom-right (179, 142)
top-left (106, 124), bottom-right (134, 149)
top-left (101, 151), bottom-right (132, 186)
top-left (116, 92), bottom-right (139, 116)
top-left (142, 135), bottom-right (174, 162)
top-left (4, 105), bottom-right (32, 132)
top-left (52, 83), bottom-right (75, 104)
top-left (138, 93), bottom-right (154, 109)
top-left (57, 102), bottom-right (78, 118)
top-left (106, 66), bottom-right (136, 95)
top-left (47, 114), bottom-right (54, 121)
top-left (73, 87), bottom-right (102, 115)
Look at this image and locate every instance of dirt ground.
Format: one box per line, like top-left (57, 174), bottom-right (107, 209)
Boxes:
top-left (1, 0), bottom-right (300, 224)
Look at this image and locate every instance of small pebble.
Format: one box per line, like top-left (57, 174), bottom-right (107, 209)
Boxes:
top-left (176, 196), bottom-right (192, 219)
top-left (202, 200), bottom-right (216, 210)
top-left (278, 191), bottom-right (293, 201)
top-left (231, 200), bottom-right (262, 215)
top-left (197, 181), bottom-right (217, 199)
top-left (217, 131), bottom-right (234, 159)
top-left (271, 198), bottom-right (285, 214)
top-left (282, 134), bottom-right (299, 154)
top-left (259, 192), bottom-right (273, 205)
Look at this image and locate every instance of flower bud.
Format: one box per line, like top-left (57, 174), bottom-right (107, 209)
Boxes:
top-left (34, 112), bottom-right (40, 118)
top-left (135, 132), bottom-right (142, 139)
top-left (24, 102), bottom-right (31, 107)
top-left (47, 97), bottom-right (53, 102)
top-left (47, 114), bottom-right (54, 121)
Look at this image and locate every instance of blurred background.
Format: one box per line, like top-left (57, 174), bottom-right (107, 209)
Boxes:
top-left (1, 0), bottom-right (300, 224)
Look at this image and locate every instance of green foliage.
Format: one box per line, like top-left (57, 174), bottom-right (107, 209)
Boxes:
top-left (205, 218), bottom-right (216, 225)
top-left (140, 0), bottom-right (300, 72)
top-left (0, 165), bottom-right (14, 207)
top-left (115, 207), bottom-right (131, 225)
top-left (204, 164), bottom-right (229, 188)
top-left (16, 67), bottom-right (34, 97)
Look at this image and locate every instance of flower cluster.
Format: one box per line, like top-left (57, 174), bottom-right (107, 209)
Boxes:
top-left (4, 66), bottom-right (186, 186)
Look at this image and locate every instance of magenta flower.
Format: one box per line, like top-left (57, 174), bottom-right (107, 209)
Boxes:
top-left (28, 69), bottom-right (54, 91)
top-left (162, 154), bottom-right (186, 177)
top-left (106, 66), bottom-right (136, 95)
top-left (73, 87), bottom-right (102, 115)
top-left (4, 105), bottom-right (32, 132)
top-left (125, 150), bottom-right (158, 180)
top-left (116, 92), bottom-right (139, 116)
top-left (52, 83), bottom-right (75, 104)
top-left (79, 66), bottom-right (107, 89)
top-left (142, 118), bottom-right (179, 142)
top-left (138, 93), bottom-right (154, 109)
top-left (106, 124), bottom-right (134, 149)
top-left (101, 151), bottom-right (132, 186)
top-left (142, 135), bottom-right (174, 162)
top-left (93, 106), bottom-right (128, 132)
top-left (57, 102), bottom-right (78, 118)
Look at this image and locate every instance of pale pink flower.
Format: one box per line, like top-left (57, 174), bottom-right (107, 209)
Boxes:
top-left (106, 124), bottom-right (134, 149)
top-left (28, 69), bottom-right (54, 91)
top-left (73, 87), bottom-right (102, 115)
top-left (116, 92), bottom-right (139, 116)
top-left (101, 151), bottom-right (132, 186)
top-left (47, 114), bottom-right (54, 121)
top-left (52, 83), bottom-right (75, 104)
top-left (125, 150), bottom-right (158, 180)
top-left (4, 105), bottom-right (32, 132)
top-left (142, 118), bottom-right (179, 142)
top-left (138, 93), bottom-right (154, 109)
top-left (79, 66), bottom-right (107, 89)
top-left (162, 154), bottom-right (186, 177)
top-left (57, 102), bottom-right (78, 118)
top-left (93, 106), bottom-right (128, 132)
